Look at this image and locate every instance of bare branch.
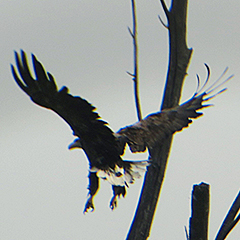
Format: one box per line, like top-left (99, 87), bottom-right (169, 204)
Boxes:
top-left (158, 15), bottom-right (169, 29)
top-left (126, 71), bottom-right (135, 78)
top-left (129, 0), bottom-right (142, 121)
top-left (160, 0), bottom-right (192, 110)
top-left (160, 0), bottom-right (169, 19)
top-left (215, 191), bottom-right (240, 240)
top-left (128, 26), bottom-right (134, 38)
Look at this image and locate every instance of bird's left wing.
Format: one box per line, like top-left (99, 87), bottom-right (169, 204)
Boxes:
top-left (116, 98), bottom-right (204, 153)
top-left (116, 65), bottom-right (233, 153)
top-left (11, 50), bottom-right (119, 164)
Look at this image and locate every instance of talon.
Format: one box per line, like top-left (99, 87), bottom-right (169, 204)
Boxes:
top-left (110, 196), bottom-right (117, 210)
top-left (84, 196), bottom-right (94, 214)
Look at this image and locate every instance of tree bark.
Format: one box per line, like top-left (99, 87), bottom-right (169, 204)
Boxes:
top-left (189, 182), bottom-right (210, 240)
top-left (126, 0), bottom-right (192, 239)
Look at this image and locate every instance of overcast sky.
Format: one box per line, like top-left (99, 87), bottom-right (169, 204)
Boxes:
top-left (1, 1), bottom-right (239, 239)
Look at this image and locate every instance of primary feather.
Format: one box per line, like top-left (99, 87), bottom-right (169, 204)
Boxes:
top-left (12, 50), bottom-right (232, 213)
top-left (11, 50), bottom-right (149, 213)
top-left (115, 64), bottom-right (233, 153)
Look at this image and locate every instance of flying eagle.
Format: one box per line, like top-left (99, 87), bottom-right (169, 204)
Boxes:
top-left (11, 50), bottom-right (232, 213)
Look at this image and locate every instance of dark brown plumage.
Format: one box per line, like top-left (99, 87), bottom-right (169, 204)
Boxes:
top-left (116, 64), bottom-right (232, 153)
top-left (11, 50), bottom-right (149, 213)
top-left (11, 50), bottom-right (232, 213)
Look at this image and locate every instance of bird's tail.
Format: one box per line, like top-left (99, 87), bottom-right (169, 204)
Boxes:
top-left (91, 160), bottom-right (150, 187)
top-left (123, 160), bottom-right (150, 186)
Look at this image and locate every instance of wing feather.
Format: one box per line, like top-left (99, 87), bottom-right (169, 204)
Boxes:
top-left (12, 50), bottom-right (119, 167)
top-left (116, 66), bottom-right (233, 153)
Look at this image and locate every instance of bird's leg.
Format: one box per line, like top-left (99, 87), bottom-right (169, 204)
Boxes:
top-left (110, 195), bottom-right (118, 210)
top-left (110, 185), bottom-right (126, 210)
top-left (84, 172), bottom-right (99, 214)
top-left (84, 195), bottom-right (95, 213)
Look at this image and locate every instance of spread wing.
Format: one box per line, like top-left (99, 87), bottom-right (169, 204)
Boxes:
top-left (116, 65), bottom-right (233, 153)
top-left (11, 50), bottom-right (120, 168)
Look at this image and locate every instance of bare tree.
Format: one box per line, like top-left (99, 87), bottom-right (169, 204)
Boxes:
top-left (126, 0), bottom-right (239, 239)
top-left (127, 1), bottom-right (191, 239)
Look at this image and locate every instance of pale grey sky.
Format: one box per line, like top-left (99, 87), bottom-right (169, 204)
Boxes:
top-left (1, 1), bottom-right (239, 239)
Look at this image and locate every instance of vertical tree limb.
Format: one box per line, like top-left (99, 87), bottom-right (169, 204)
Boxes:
top-left (128, 0), bottom-right (142, 121)
top-left (189, 182), bottom-right (210, 240)
top-left (160, 0), bottom-right (193, 110)
top-left (126, 0), bottom-right (192, 239)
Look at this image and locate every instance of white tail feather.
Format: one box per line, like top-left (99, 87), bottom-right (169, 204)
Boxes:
top-left (90, 160), bottom-right (150, 187)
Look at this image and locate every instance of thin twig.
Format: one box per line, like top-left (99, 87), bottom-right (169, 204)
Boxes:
top-left (215, 191), bottom-right (240, 240)
top-left (160, 0), bottom-right (169, 19)
top-left (185, 226), bottom-right (189, 240)
top-left (158, 15), bottom-right (169, 29)
top-left (129, 0), bottom-right (142, 121)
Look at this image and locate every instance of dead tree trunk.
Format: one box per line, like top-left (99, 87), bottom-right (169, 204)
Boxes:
top-left (189, 182), bottom-right (210, 240)
top-left (126, 0), bottom-right (192, 239)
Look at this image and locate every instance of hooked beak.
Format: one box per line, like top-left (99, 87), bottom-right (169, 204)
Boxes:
top-left (68, 138), bottom-right (82, 150)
